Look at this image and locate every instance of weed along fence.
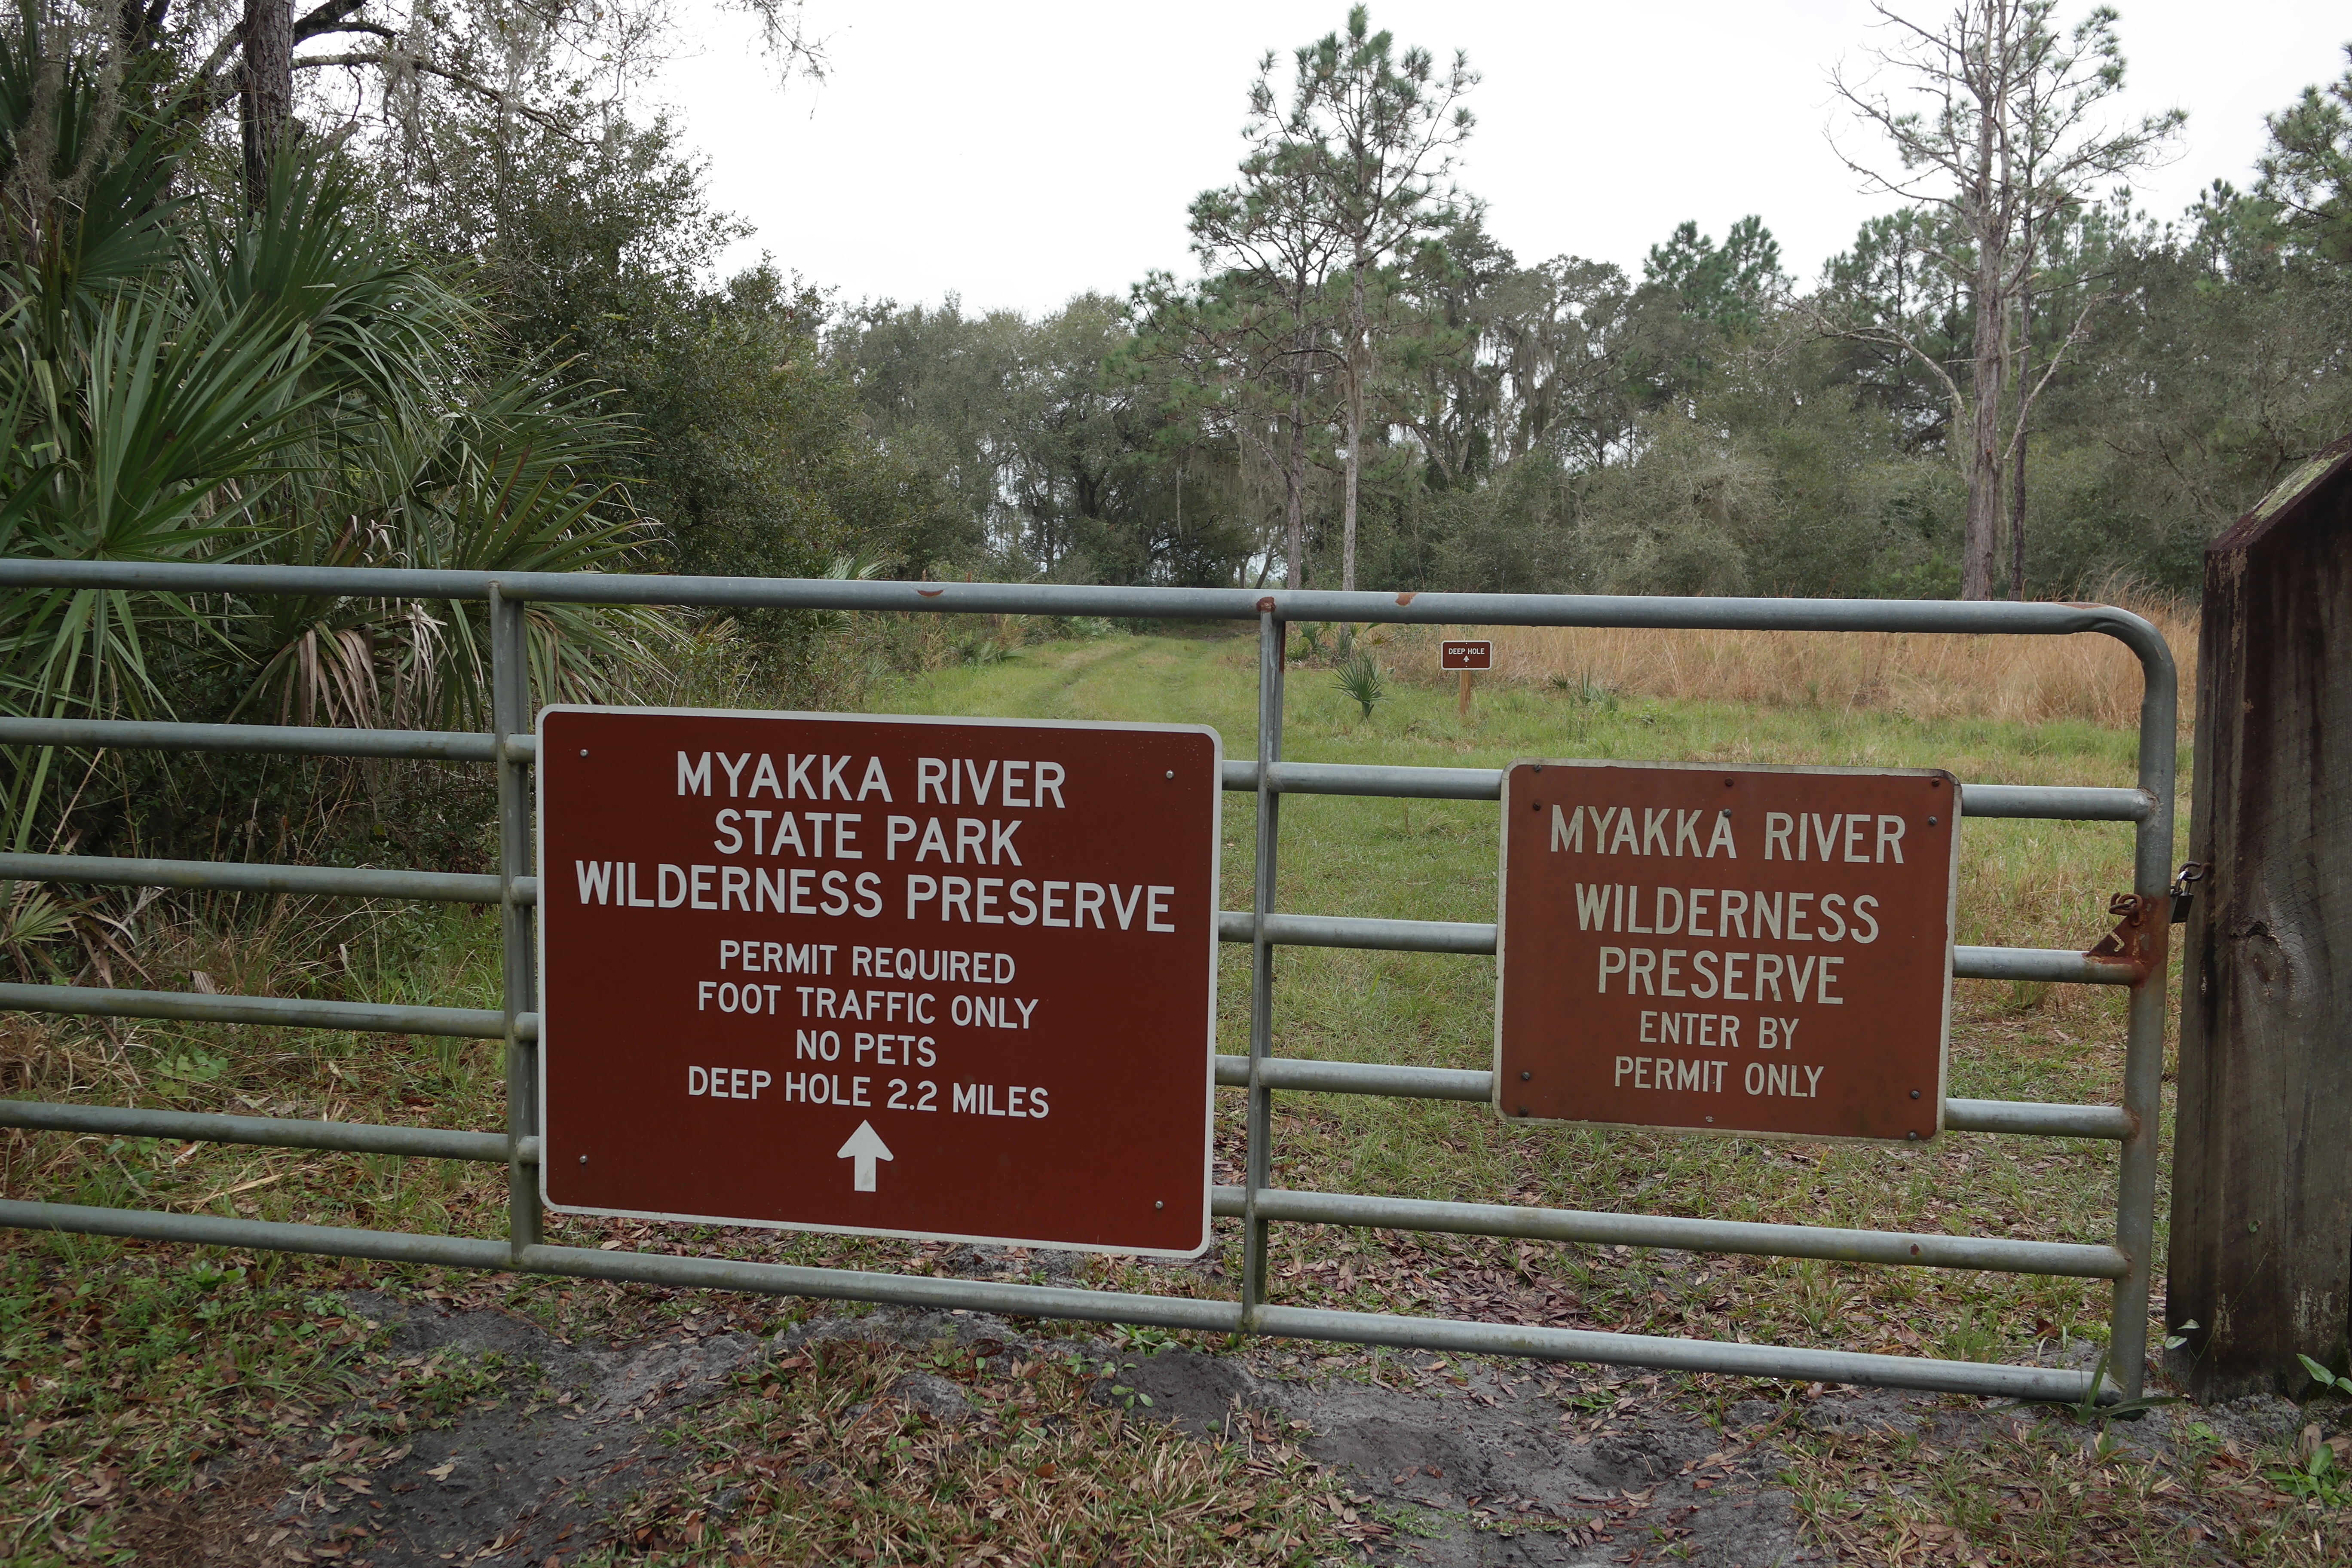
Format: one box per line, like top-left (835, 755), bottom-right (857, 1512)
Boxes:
top-left (0, 561), bottom-right (2181, 1406)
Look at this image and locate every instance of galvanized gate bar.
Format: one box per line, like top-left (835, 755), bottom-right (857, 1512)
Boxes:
top-left (0, 716), bottom-right (2138, 821)
top-left (0, 1076), bottom-right (2130, 1167)
top-left (489, 585), bottom-right (542, 1262)
top-left (0, 854), bottom-right (538, 905)
top-left (1960, 784), bottom-right (2157, 821)
top-left (0, 1196), bottom-right (2106, 1401)
top-left (1209, 1187), bottom-right (2132, 1278)
top-left (0, 558), bottom-right (2172, 642)
top-left (0, 560), bottom-right (2177, 1404)
top-left (0, 715), bottom-right (508, 763)
top-left (1240, 608), bottom-right (1285, 1327)
top-left (1218, 910), bottom-right (1500, 955)
top-left (1220, 760), bottom-right (2153, 821)
top-left (0, 851), bottom-right (506, 904)
top-left (1224, 760), bottom-right (1508, 800)
top-left (1215, 1055), bottom-right (1494, 1102)
top-left (1200, 1056), bottom-right (2132, 1139)
top-left (0, 1099), bottom-right (513, 1163)
top-left (0, 980), bottom-right (509, 1038)
top-left (1954, 946), bottom-right (2140, 984)
top-left (1944, 1097), bottom-right (2136, 1139)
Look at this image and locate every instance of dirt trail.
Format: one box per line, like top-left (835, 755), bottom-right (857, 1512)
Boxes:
top-left (1105, 1342), bottom-right (1807, 1566)
top-left (132, 1289), bottom-right (2309, 1566)
top-left (127, 1290), bottom-right (762, 1565)
top-left (135, 1290), bottom-right (1826, 1566)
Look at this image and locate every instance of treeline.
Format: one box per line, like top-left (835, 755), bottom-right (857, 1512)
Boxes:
top-left (827, 11), bottom-right (2352, 603)
top-left (6, 0), bottom-right (2352, 878)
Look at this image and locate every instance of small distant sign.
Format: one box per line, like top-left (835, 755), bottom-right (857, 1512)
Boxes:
top-left (1442, 640), bottom-right (1494, 671)
top-left (1495, 760), bottom-right (1959, 1143)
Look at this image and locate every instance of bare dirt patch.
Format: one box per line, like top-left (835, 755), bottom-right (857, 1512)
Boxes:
top-left (1107, 1344), bottom-right (1807, 1567)
top-left (171, 1292), bottom-right (1821, 1566)
top-left (118, 1275), bottom-right (2330, 1568)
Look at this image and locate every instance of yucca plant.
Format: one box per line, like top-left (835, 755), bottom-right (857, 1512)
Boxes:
top-left (0, 15), bottom-right (671, 854)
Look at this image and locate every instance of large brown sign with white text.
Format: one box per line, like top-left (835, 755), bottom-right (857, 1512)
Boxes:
top-left (536, 708), bottom-right (1221, 1255)
top-left (1495, 761), bottom-right (1957, 1142)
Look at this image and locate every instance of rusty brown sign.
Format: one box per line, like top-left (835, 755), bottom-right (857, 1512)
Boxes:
top-left (1442, 639), bottom-right (1494, 671)
top-left (536, 708), bottom-right (1221, 1255)
top-left (1495, 761), bottom-right (1958, 1142)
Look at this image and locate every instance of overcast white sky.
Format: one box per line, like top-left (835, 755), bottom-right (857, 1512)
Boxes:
top-left (649, 1), bottom-right (2350, 317)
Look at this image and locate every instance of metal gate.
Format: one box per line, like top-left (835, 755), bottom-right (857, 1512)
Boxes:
top-left (0, 561), bottom-right (2176, 1404)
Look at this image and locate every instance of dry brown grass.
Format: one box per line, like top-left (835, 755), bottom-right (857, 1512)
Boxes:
top-left (1406, 598), bottom-right (2196, 732)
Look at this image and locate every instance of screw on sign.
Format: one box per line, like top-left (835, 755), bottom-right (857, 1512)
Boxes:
top-left (1494, 760), bottom-right (1958, 1142)
top-left (536, 707), bottom-right (1221, 1256)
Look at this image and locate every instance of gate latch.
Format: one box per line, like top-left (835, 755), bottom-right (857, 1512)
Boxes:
top-left (2087, 891), bottom-right (2167, 978)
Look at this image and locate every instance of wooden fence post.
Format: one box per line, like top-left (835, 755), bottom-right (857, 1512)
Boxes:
top-left (2168, 434), bottom-right (2352, 1399)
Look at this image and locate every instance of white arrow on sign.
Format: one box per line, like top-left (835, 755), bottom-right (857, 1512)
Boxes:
top-left (836, 1121), bottom-right (894, 1192)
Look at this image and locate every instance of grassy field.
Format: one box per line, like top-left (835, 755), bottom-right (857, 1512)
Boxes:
top-left (5, 619), bottom-right (2350, 1566)
top-left (881, 626), bottom-right (2153, 1359)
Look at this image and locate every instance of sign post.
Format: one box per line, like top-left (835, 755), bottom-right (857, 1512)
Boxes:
top-left (1442, 639), bottom-right (1493, 720)
top-left (536, 708), bottom-right (1222, 1256)
top-left (1495, 761), bottom-right (1958, 1142)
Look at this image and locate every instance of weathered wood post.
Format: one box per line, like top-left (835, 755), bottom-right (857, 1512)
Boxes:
top-left (2168, 434), bottom-right (2352, 1399)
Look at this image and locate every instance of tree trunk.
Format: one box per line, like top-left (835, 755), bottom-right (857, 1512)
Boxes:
top-left (241, 0), bottom-right (294, 208)
top-left (2010, 184), bottom-right (2037, 602)
top-left (1959, 6), bottom-right (2006, 603)
top-left (2168, 434), bottom-right (2352, 1397)
top-left (1343, 259), bottom-right (1367, 593)
top-left (2010, 273), bottom-right (2030, 602)
top-left (2008, 429), bottom-right (2028, 600)
top-left (1962, 246), bottom-right (2007, 600)
top-left (119, 0), bottom-right (164, 52)
top-left (1284, 357), bottom-right (1307, 590)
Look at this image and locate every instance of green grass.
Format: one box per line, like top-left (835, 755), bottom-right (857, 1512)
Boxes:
top-left (8, 624), bottom-right (2348, 1567)
top-left (882, 628), bottom-right (2151, 1354)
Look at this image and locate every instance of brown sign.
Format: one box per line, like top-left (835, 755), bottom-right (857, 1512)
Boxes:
top-left (1495, 761), bottom-right (1957, 1142)
top-left (535, 708), bottom-right (1221, 1255)
top-left (1442, 640), bottom-right (1494, 671)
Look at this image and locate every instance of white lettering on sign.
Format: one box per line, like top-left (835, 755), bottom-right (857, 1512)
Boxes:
top-left (852, 1032), bottom-right (937, 1067)
top-left (1572, 884), bottom-right (1881, 944)
top-left (882, 815), bottom-right (1026, 865)
top-left (778, 1072), bottom-right (873, 1107)
top-left (1613, 1056), bottom-right (1729, 1092)
top-left (570, 752), bottom-right (1182, 959)
top-left (915, 758), bottom-right (1066, 808)
top-left (1550, 804), bottom-right (1739, 858)
top-left (900, 876), bottom-right (1177, 930)
top-left (1593, 946), bottom-right (1847, 1004)
top-left (687, 1065), bottom-right (773, 1099)
top-left (850, 946), bottom-right (1015, 983)
top-left (674, 752), bottom-right (895, 803)
top-left (1744, 1061), bottom-right (1828, 1098)
top-left (1761, 812), bottom-right (1907, 863)
top-left (696, 980), bottom-right (786, 1014)
top-left (793, 987), bottom-right (937, 1025)
top-left (949, 1083), bottom-right (1052, 1118)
